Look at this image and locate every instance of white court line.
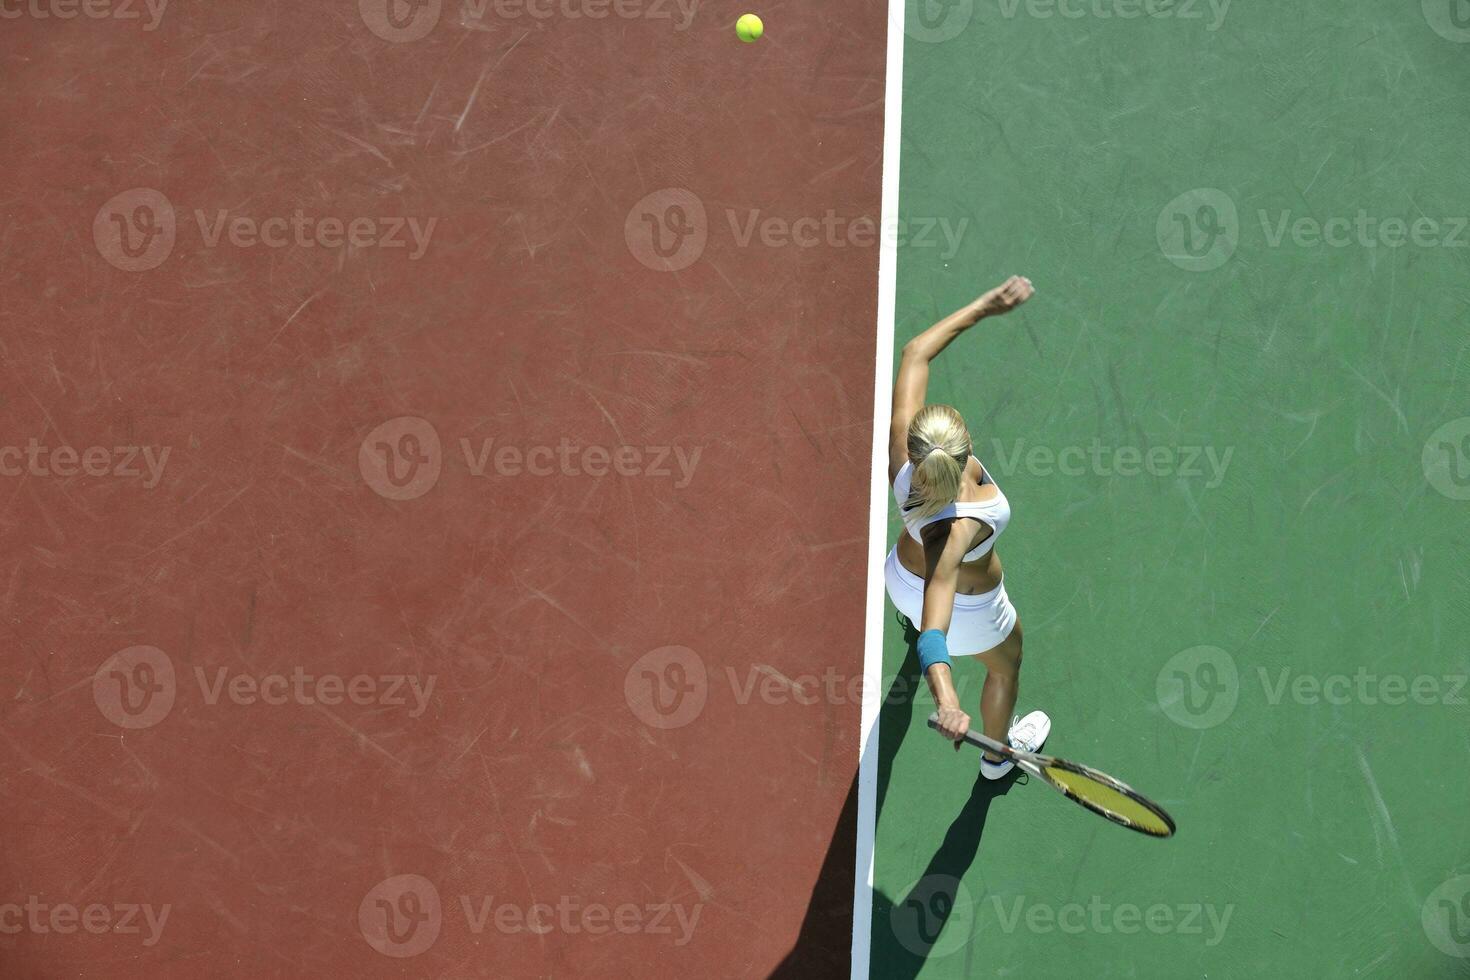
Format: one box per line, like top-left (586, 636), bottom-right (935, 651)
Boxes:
top-left (849, 1), bottom-right (905, 977)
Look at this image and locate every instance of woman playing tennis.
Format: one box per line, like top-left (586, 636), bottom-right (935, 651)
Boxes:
top-left (886, 275), bottom-right (1050, 778)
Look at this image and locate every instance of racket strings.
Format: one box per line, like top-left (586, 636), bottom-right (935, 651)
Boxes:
top-left (1041, 764), bottom-right (1175, 838)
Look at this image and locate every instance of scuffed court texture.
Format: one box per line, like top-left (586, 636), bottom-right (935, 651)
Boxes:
top-left (0, 3), bottom-right (888, 976)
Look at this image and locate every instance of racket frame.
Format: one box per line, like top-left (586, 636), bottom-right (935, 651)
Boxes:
top-left (925, 712), bottom-right (1177, 838)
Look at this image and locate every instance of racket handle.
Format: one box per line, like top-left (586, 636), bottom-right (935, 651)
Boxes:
top-left (926, 712), bottom-right (1011, 756)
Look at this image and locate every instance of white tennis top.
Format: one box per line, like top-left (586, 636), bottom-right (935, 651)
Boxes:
top-left (892, 458), bottom-right (1011, 562)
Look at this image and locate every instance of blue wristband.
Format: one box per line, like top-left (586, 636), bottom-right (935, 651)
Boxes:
top-left (917, 629), bottom-right (952, 673)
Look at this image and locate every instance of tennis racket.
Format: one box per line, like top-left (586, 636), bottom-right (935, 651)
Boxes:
top-left (926, 712), bottom-right (1176, 839)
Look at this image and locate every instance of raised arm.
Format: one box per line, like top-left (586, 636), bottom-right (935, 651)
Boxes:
top-left (888, 276), bottom-right (1034, 481)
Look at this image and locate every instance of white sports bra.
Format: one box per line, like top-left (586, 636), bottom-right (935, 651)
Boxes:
top-left (892, 458), bottom-right (1011, 562)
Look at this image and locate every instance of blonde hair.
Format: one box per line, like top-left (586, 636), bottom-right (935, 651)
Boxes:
top-left (904, 405), bottom-right (972, 520)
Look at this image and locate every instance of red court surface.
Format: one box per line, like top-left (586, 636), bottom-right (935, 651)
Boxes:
top-left (1, 3), bottom-right (887, 976)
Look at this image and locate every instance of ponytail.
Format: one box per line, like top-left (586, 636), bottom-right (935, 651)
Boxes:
top-left (903, 405), bottom-right (971, 520)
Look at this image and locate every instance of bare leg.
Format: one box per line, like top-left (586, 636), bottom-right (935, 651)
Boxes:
top-left (974, 621), bottom-right (1023, 762)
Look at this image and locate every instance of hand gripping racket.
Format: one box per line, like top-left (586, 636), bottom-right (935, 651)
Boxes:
top-left (926, 712), bottom-right (1176, 838)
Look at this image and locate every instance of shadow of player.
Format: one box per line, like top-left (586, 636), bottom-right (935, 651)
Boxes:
top-left (870, 772), bottom-right (1012, 979)
top-left (769, 614), bottom-right (1015, 977)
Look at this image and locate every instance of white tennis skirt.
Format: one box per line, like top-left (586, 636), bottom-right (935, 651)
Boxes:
top-left (883, 546), bottom-right (1018, 657)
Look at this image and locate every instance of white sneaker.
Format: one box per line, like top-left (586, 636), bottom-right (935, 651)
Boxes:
top-left (1008, 710), bottom-right (1051, 754)
top-left (979, 710), bottom-right (1052, 780)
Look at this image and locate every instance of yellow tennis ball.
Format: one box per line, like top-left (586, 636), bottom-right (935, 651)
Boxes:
top-left (736, 13), bottom-right (763, 43)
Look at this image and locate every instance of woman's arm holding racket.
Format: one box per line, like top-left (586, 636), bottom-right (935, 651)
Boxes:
top-left (917, 524), bottom-right (984, 749)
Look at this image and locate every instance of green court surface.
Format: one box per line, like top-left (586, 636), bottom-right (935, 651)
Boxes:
top-left (866, 1), bottom-right (1470, 976)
